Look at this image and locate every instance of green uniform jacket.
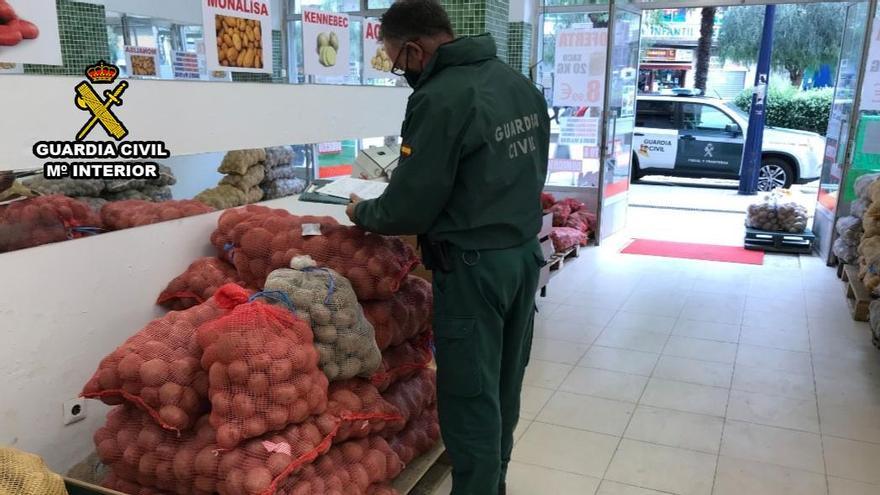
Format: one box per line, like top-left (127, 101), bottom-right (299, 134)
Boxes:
top-left (354, 34), bottom-right (550, 250)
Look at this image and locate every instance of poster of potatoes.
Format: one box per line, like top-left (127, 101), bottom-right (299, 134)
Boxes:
top-left (363, 18), bottom-right (392, 80)
top-left (124, 45), bottom-right (159, 78)
top-left (302, 9), bottom-right (350, 77)
top-left (201, 0), bottom-right (273, 74)
top-left (0, 0), bottom-right (61, 65)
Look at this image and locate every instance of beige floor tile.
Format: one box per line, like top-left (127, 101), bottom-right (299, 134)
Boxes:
top-left (523, 360), bottom-right (572, 389)
top-left (726, 390), bottom-right (819, 433)
top-left (607, 312), bottom-right (677, 333)
top-left (534, 318), bottom-right (604, 345)
top-left (819, 398), bottom-right (880, 443)
top-left (740, 326), bottom-right (812, 353)
top-left (640, 378), bottom-right (729, 417)
top-left (621, 290), bottom-right (688, 318)
top-left (663, 336), bottom-right (738, 364)
top-left (595, 328), bottom-right (670, 354)
top-left (605, 439), bottom-right (717, 495)
top-left (514, 420), bottom-right (531, 444)
top-left (736, 345), bottom-right (813, 376)
top-left (679, 300), bottom-right (744, 325)
top-left (560, 366), bottom-right (649, 403)
top-left (811, 352), bottom-right (880, 382)
top-left (552, 305), bottom-right (618, 328)
top-left (512, 422), bottom-right (618, 478)
top-left (519, 385), bottom-right (554, 421)
top-left (742, 309), bottom-right (809, 333)
top-left (712, 456), bottom-right (827, 495)
top-left (672, 319), bottom-right (741, 343)
top-left (744, 295), bottom-right (807, 319)
top-left (624, 405), bottom-right (724, 454)
top-left (595, 481), bottom-right (669, 495)
top-left (828, 477), bottom-right (880, 495)
top-left (811, 333), bottom-right (877, 360)
top-left (530, 338), bottom-right (590, 365)
top-left (653, 355), bottom-right (733, 388)
top-left (506, 462), bottom-right (601, 495)
top-left (732, 365), bottom-right (816, 400)
top-left (808, 317), bottom-right (872, 344)
top-left (538, 391), bottom-right (635, 436)
top-left (823, 435), bottom-right (880, 485)
top-left (579, 346), bottom-right (660, 376)
top-left (720, 420), bottom-right (825, 474)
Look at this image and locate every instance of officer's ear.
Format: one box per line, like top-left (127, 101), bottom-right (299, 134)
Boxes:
top-left (405, 41), bottom-right (427, 69)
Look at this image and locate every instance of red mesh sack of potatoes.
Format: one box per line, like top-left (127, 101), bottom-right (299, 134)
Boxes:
top-left (157, 257), bottom-right (245, 311)
top-left (549, 202), bottom-right (571, 227)
top-left (362, 276), bottom-right (433, 351)
top-left (196, 291), bottom-right (329, 449)
top-left (564, 209), bottom-right (596, 235)
top-left (367, 484), bottom-right (400, 495)
top-left (540, 192), bottom-right (556, 211)
top-left (388, 406), bottom-right (440, 465)
top-left (101, 199), bottom-right (215, 231)
top-left (550, 227), bottom-right (587, 252)
top-left (211, 206), bottom-right (419, 300)
top-left (102, 473), bottom-right (164, 495)
top-left (0, 195), bottom-right (103, 253)
top-left (381, 369), bottom-right (436, 428)
top-left (274, 437), bottom-right (403, 495)
top-left (371, 335), bottom-right (434, 392)
top-left (326, 379), bottom-right (406, 443)
top-left (82, 284), bottom-right (254, 432)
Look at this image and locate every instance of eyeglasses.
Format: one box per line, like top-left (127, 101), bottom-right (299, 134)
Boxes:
top-left (390, 44), bottom-right (409, 76)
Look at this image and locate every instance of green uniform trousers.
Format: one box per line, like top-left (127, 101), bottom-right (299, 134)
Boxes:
top-left (432, 239), bottom-right (543, 495)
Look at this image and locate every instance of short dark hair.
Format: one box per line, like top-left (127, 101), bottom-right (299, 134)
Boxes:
top-left (379, 0), bottom-right (454, 42)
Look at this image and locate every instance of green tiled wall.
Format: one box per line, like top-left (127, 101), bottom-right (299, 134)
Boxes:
top-left (232, 30), bottom-right (284, 83)
top-left (442, 0), bottom-right (508, 61)
top-left (24, 0), bottom-right (110, 76)
top-left (508, 21), bottom-right (532, 77)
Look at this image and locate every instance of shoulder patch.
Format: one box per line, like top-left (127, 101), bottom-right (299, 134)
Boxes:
top-left (401, 145), bottom-right (412, 157)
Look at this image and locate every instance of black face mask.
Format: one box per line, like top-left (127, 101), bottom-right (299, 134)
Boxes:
top-left (403, 69), bottom-right (422, 88)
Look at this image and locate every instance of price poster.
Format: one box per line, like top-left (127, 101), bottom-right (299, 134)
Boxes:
top-left (558, 116), bottom-right (599, 146)
top-left (363, 18), bottom-right (392, 79)
top-left (861, 19), bottom-right (880, 111)
top-left (172, 51), bottom-right (201, 80)
top-left (302, 9), bottom-right (350, 77)
top-left (124, 46), bottom-right (159, 78)
top-left (202, 0), bottom-right (273, 74)
top-left (552, 28), bottom-right (607, 108)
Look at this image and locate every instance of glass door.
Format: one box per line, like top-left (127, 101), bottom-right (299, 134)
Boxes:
top-left (813, 1), bottom-right (872, 262)
top-left (596, 3), bottom-right (642, 241)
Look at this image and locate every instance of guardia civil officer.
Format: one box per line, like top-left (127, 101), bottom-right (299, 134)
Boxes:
top-left (346, 1), bottom-right (550, 493)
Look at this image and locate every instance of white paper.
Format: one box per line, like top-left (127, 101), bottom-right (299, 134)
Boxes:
top-left (552, 28), bottom-right (607, 108)
top-left (318, 177), bottom-right (388, 200)
top-left (558, 117), bottom-right (599, 146)
top-left (301, 223), bottom-right (323, 236)
top-left (0, 0), bottom-right (61, 65)
top-left (861, 18), bottom-right (880, 111)
top-left (302, 9), bottom-right (350, 77)
top-left (202, 0), bottom-right (273, 74)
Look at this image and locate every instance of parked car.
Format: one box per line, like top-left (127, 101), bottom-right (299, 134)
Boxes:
top-left (633, 94), bottom-right (824, 190)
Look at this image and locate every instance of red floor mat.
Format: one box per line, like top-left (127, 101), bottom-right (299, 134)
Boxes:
top-left (621, 239), bottom-right (764, 265)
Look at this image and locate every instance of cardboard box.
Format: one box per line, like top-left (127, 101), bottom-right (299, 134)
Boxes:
top-left (352, 146), bottom-right (400, 181)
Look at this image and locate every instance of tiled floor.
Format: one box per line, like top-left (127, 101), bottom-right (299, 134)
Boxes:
top-left (433, 230), bottom-right (880, 495)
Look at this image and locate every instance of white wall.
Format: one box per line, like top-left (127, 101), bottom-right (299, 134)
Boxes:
top-left (0, 76), bottom-right (410, 170)
top-left (0, 197), bottom-right (352, 473)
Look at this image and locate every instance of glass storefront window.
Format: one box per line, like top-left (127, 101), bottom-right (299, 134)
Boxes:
top-left (367, 0), bottom-right (394, 9)
top-left (317, 140), bottom-right (359, 178)
top-left (293, 0), bottom-right (361, 15)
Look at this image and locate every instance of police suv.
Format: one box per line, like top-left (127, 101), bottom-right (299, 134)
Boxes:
top-left (633, 93), bottom-right (824, 191)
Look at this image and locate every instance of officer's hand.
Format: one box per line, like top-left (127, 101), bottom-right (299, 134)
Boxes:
top-left (346, 194), bottom-right (362, 224)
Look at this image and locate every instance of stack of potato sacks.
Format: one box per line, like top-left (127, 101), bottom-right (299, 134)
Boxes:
top-left (261, 146), bottom-right (307, 200)
top-left (857, 175), bottom-right (880, 295)
top-left (25, 166), bottom-right (177, 210)
top-left (83, 204), bottom-right (440, 495)
top-left (543, 193), bottom-right (595, 252)
top-left (832, 174), bottom-right (879, 265)
top-left (196, 149), bottom-right (267, 210)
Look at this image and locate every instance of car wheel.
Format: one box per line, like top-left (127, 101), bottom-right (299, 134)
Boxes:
top-left (758, 158), bottom-right (794, 191)
top-left (631, 154), bottom-right (644, 182)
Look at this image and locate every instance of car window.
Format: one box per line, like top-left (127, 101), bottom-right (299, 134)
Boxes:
top-left (635, 100), bottom-right (677, 130)
top-left (680, 103), bottom-right (738, 132)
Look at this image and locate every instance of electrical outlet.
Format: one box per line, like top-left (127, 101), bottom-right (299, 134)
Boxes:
top-left (63, 398), bottom-right (86, 425)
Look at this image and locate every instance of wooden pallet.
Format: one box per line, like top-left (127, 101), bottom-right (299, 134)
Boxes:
top-left (744, 228), bottom-right (815, 254)
top-left (548, 244), bottom-right (581, 273)
top-left (842, 265), bottom-right (871, 322)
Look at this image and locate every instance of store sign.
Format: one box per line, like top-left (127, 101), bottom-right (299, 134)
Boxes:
top-left (362, 18), bottom-right (392, 79)
top-left (318, 141), bottom-right (343, 154)
top-left (558, 117), bottom-right (599, 146)
top-left (124, 46), bottom-right (159, 78)
top-left (202, 0), bottom-right (273, 74)
top-left (552, 28), bottom-right (607, 108)
top-left (302, 9), bottom-right (350, 77)
top-left (548, 159), bottom-right (583, 173)
top-left (860, 20), bottom-right (880, 111)
top-left (172, 51), bottom-right (201, 80)
top-left (0, 0), bottom-right (62, 65)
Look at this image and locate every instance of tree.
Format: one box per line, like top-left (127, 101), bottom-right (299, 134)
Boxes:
top-left (717, 3), bottom-right (845, 87)
top-left (694, 7), bottom-right (716, 93)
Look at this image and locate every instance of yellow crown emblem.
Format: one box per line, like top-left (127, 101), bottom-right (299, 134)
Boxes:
top-left (85, 61), bottom-right (119, 84)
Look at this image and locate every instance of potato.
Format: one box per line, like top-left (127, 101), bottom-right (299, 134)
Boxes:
top-left (244, 466), bottom-right (273, 494)
top-left (314, 325), bottom-right (338, 343)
